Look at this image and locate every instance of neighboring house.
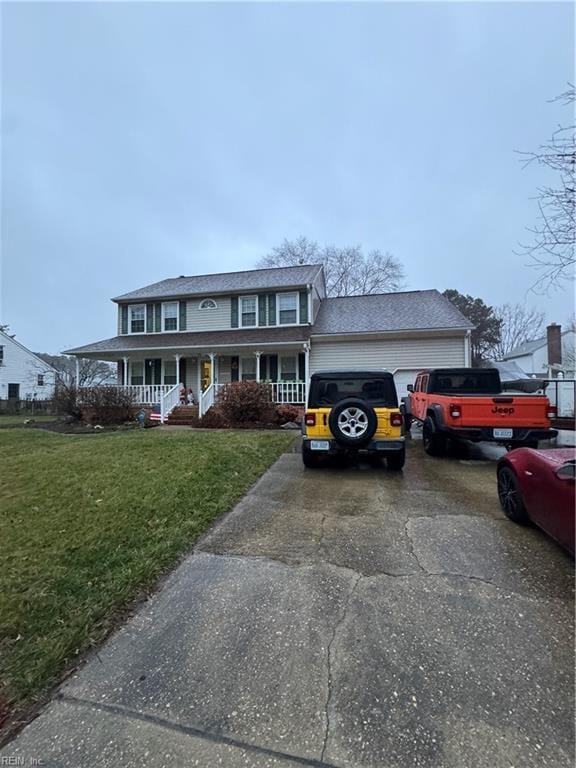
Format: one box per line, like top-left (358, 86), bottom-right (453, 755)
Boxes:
top-left (501, 324), bottom-right (576, 379)
top-left (0, 329), bottom-right (57, 401)
top-left (63, 264), bottom-right (473, 416)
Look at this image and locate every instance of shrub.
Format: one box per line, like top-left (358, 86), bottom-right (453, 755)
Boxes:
top-left (197, 407), bottom-right (229, 429)
top-left (79, 386), bottom-right (136, 425)
top-left (217, 381), bottom-right (274, 424)
top-left (275, 404), bottom-right (301, 425)
top-left (53, 382), bottom-right (82, 421)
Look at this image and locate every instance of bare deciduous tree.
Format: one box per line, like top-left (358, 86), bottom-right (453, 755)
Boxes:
top-left (258, 237), bottom-right (405, 297)
top-left (35, 354), bottom-right (115, 386)
top-left (517, 85), bottom-right (575, 291)
top-left (490, 303), bottom-right (546, 360)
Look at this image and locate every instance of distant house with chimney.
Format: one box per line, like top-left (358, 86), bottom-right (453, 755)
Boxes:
top-left (502, 323), bottom-right (576, 379)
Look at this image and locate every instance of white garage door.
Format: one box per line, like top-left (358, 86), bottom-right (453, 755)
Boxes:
top-left (393, 369), bottom-right (420, 400)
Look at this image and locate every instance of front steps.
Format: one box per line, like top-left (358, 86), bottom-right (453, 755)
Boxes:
top-left (166, 405), bottom-right (199, 425)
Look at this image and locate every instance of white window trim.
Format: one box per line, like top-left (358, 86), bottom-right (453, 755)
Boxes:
top-left (162, 302), bottom-right (179, 332)
top-left (199, 298), bottom-right (218, 310)
top-left (279, 354), bottom-right (298, 381)
top-left (276, 292), bottom-right (300, 326)
top-left (240, 295), bottom-right (258, 328)
top-left (129, 304), bottom-right (146, 335)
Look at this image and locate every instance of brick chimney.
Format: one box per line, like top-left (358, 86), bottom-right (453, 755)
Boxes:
top-left (547, 323), bottom-right (562, 367)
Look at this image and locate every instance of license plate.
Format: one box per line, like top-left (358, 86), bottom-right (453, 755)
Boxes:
top-left (310, 440), bottom-right (330, 451)
top-left (493, 428), bottom-right (513, 439)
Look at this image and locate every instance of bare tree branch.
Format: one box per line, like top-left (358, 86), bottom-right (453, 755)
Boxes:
top-left (258, 237), bottom-right (405, 296)
top-left (489, 303), bottom-right (546, 359)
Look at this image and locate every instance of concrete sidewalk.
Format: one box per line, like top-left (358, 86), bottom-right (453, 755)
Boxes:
top-left (2, 444), bottom-right (574, 767)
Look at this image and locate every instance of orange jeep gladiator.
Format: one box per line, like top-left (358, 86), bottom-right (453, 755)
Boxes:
top-left (405, 367), bottom-right (557, 456)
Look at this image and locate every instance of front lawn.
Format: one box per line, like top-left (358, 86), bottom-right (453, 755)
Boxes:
top-left (0, 428), bottom-right (295, 720)
top-left (0, 414), bottom-right (57, 426)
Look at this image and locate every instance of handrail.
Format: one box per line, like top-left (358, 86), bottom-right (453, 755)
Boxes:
top-left (160, 382), bottom-right (182, 423)
top-left (199, 383), bottom-right (215, 418)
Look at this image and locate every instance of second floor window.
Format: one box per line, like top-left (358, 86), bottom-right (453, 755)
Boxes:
top-left (278, 293), bottom-right (298, 325)
top-left (163, 302), bottom-right (178, 331)
top-left (37, 374), bottom-right (45, 386)
top-left (241, 296), bottom-right (257, 327)
top-left (0, 345), bottom-right (3, 364)
top-left (130, 305), bottom-right (145, 333)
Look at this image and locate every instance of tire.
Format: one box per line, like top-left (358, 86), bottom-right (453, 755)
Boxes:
top-left (302, 445), bottom-right (322, 469)
top-left (404, 413), bottom-right (412, 431)
top-left (422, 417), bottom-right (446, 457)
top-left (328, 398), bottom-right (377, 448)
top-left (497, 465), bottom-right (530, 524)
top-left (386, 447), bottom-right (406, 471)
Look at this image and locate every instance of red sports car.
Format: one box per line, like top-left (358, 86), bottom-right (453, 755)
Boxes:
top-left (497, 447), bottom-right (575, 556)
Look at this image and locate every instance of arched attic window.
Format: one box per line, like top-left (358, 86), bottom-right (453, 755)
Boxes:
top-left (199, 298), bottom-right (217, 310)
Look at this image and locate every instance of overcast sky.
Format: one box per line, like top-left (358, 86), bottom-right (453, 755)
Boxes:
top-left (1, 1), bottom-right (574, 354)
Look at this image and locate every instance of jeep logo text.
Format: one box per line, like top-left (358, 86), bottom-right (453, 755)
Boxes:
top-left (491, 406), bottom-right (515, 415)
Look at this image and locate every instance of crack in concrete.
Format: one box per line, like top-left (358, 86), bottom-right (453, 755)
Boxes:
top-left (321, 572), bottom-right (362, 764)
top-left (404, 519), bottom-right (426, 573)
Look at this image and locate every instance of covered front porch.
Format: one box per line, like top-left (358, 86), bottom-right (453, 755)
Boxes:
top-left (77, 344), bottom-right (310, 420)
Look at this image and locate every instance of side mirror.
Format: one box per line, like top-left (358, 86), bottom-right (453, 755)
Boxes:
top-left (556, 462), bottom-right (576, 482)
top-left (407, 384), bottom-right (414, 393)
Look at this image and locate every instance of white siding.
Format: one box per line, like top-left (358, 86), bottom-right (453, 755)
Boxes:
top-left (0, 332), bottom-right (56, 400)
top-left (310, 336), bottom-right (467, 377)
top-left (186, 297), bottom-right (232, 331)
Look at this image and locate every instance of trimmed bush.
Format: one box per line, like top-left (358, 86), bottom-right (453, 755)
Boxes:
top-left (197, 407), bottom-right (229, 429)
top-left (217, 381), bottom-right (274, 424)
top-left (80, 387), bottom-right (136, 425)
top-left (275, 404), bottom-right (301, 425)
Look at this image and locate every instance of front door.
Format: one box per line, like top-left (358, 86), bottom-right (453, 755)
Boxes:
top-left (144, 359), bottom-right (162, 385)
top-left (201, 360), bottom-right (212, 391)
top-left (8, 383), bottom-right (20, 399)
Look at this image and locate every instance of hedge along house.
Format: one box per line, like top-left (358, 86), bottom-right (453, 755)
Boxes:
top-left (63, 264), bottom-right (473, 421)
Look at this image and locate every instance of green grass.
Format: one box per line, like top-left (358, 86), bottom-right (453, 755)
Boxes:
top-left (0, 427), bottom-right (295, 714)
top-left (0, 414), bottom-right (57, 426)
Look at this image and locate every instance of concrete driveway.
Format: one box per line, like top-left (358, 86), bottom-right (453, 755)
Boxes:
top-left (3, 437), bottom-right (574, 768)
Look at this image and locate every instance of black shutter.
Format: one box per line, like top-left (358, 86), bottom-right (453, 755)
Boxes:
top-left (267, 294), bottom-right (276, 325)
top-left (121, 305), bottom-right (128, 334)
top-left (299, 291), bottom-right (308, 324)
top-left (146, 304), bottom-right (154, 333)
top-left (179, 301), bottom-right (187, 331)
top-left (154, 303), bottom-right (162, 332)
top-left (260, 355), bottom-right (268, 381)
top-left (179, 358), bottom-right (187, 385)
top-left (231, 356), bottom-right (239, 382)
top-left (154, 359), bottom-right (162, 385)
top-left (144, 359), bottom-right (152, 385)
top-left (269, 355), bottom-right (278, 381)
top-left (258, 295), bottom-right (267, 326)
top-left (298, 353), bottom-right (306, 381)
top-left (231, 296), bottom-right (239, 328)
top-left (117, 361), bottom-right (123, 384)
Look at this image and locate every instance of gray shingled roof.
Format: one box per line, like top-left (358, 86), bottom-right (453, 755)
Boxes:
top-left (311, 290), bottom-right (474, 335)
top-left (502, 337), bottom-right (547, 359)
top-left (112, 264), bottom-right (324, 302)
top-left (63, 326), bottom-right (311, 355)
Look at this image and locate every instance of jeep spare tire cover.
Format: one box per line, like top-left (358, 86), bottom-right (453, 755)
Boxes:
top-left (328, 398), bottom-right (378, 447)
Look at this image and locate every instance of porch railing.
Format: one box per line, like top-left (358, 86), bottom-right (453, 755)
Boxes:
top-left (160, 383), bottom-right (182, 423)
top-left (270, 381), bottom-right (306, 404)
top-left (103, 384), bottom-right (174, 406)
top-left (200, 383), bottom-right (215, 417)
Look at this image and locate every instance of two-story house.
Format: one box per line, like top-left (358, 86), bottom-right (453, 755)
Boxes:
top-left (64, 264), bottom-right (473, 419)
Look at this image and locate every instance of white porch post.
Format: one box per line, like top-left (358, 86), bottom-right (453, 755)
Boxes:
top-left (122, 357), bottom-right (128, 386)
top-left (196, 356), bottom-right (202, 396)
top-left (209, 352), bottom-right (215, 386)
top-left (75, 356), bottom-right (80, 386)
top-left (304, 342), bottom-right (310, 402)
top-left (255, 351), bottom-right (261, 382)
top-left (174, 353), bottom-right (181, 385)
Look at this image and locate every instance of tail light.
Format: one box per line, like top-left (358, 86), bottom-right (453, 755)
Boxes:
top-left (305, 413), bottom-right (316, 427)
top-left (450, 404), bottom-right (462, 418)
top-left (390, 412), bottom-right (403, 427)
top-left (547, 405), bottom-right (557, 419)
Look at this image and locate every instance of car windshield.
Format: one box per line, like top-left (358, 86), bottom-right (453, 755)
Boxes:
top-left (309, 376), bottom-right (398, 408)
